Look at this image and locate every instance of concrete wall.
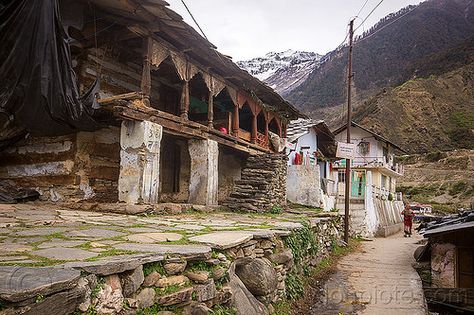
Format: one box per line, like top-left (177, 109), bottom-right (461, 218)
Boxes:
top-left (0, 127), bottom-right (121, 202)
top-left (431, 243), bottom-right (456, 288)
top-left (286, 165), bottom-right (322, 207)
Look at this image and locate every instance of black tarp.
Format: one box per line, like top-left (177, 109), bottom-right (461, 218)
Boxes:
top-left (0, 0), bottom-right (101, 138)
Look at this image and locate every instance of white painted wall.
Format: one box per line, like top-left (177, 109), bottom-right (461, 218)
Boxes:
top-left (287, 128), bottom-right (318, 166)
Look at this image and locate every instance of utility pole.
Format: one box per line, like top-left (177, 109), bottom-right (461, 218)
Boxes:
top-left (344, 19), bottom-right (354, 244)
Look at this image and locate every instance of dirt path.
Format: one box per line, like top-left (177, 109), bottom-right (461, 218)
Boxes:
top-left (310, 233), bottom-right (427, 314)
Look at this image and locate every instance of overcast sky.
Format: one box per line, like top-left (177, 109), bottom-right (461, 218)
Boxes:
top-left (166, 0), bottom-right (425, 60)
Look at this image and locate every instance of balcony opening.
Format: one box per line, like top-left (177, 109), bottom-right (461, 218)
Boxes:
top-left (268, 117), bottom-right (281, 136)
top-left (188, 73), bottom-right (209, 126)
top-left (213, 88), bottom-right (234, 134)
top-left (238, 102), bottom-right (253, 142)
top-left (151, 56), bottom-right (182, 116)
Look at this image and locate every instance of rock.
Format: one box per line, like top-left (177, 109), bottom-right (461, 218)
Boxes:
top-left (228, 262), bottom-right (269, 315)
top-left (64, 253), bottom-right (165, 276)
top-left (96, 275), bottom-right (124, 315)
top-left (164, 261), bottom-right (187, 275)
top-left (156, 287), bottom-right (193, 306)
top-left (77, 277), bottom-right (92, 312)
top-left (21, 285), bottom-right (86, 315)
top-left (205, 259), bottom-right (220, 266)
top-left (0, 266), bottom-right (81, 302)
top-left (217, 253), bottom-right (227, 261)
top-left (259, 240), bottom-right (273, 249)
top-left (121, 266), bottom-right (144, 297)
top-left (187, 302), bottom-right (211, 315)
top-left (156, 275), bottom-right (189, 288)
top-left (212, 266), bottom-right (226, 280)
top-left (113, 244), bottom-right (211, 260)
top-left (242, 245), bottom-right (256, 257)
top-left (268, 250), bottom-right (293, 265)
top-left (185, 271), bottom-right (209, 284)
top-left (157, 311), bottom-right (177, 315)
top-left (65, 228), bottom-right (126, 239)
top-left (267, 304), bottom-right (275, 314)
top-left (235, 258), bottom-right (277, 296)
top-left (134, 287), bottom-right (155, 308)
top-left (193, 279), bottom-right (216, 302)
top-left (189, 232), bottom-right (254, 250)
top-left (143, 271), bottom-right (162, 286)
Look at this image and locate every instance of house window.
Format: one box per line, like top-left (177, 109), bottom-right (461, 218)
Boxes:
top-left (338, 170), bottom-right (346, 183)
top-left (358, 141), bottom-right (370, 156)
top-left (381, 174), bottom-right (387, 189)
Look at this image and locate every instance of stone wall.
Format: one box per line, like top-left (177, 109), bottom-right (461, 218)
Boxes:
top-left (224, 154), bottom-right (287, 212)
top-left (0, 215), bottom-right (341, 315)
top-left (0, 127), bottom-right (120, 203)
top-left (217, 147), bottom-right (245, 203)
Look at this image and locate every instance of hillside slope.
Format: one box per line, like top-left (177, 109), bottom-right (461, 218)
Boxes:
top-left (286, 0), bottom-right (474, 114)
top-left (352, 62), bottom-right (474, 153)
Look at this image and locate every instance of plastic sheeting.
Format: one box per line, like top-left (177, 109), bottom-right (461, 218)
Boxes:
top-left (0, 0), bottom-right (101, 138)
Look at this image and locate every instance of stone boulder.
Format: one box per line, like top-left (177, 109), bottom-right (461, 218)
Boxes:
top-left (121, 266), bottom-right (144, 297)
top-left (228, 262), bottom-right (269, 315)
top-left (234, 258), bottom-right (277, 296)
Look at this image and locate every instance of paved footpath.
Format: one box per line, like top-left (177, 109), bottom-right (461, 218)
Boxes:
top-left (313, 233), bottom-right (428, 315)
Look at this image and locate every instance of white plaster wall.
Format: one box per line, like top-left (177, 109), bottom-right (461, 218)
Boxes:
top-left (286, 165), bottom-right (322, 207)
top-left (287, 129), bottom-right (318, 165)
top-left (364, 171), bottom-right (378, 236)
top-left (335, 127), bottom-right (381, 166)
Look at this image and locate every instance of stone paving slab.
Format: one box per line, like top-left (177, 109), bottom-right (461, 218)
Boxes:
top-left (0, 203), bottom-right (337, 267)
top-left (126, 232), bottom-right (183, 243)
top-left (189, 231), bottom-right (254, 249)
top-left (33, 247), bottom-right (99, 261)
top-left (0, 266), bottom-right (80, 302)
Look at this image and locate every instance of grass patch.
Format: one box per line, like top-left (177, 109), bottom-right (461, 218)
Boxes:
top-left (449, 181), bottom-right (468, 196)
top-left (285, 271), bottom-right (304, 300)
top-left (143, 261), bottom-right (166, 276)
top-left (85, 249), bottom-right (140, 262)
top-left (284, 222), bottom-right (318, 266)
top-left (272, 300), bottom-right (292, 315)
top-left (137, 304), bottom-right (182, 315)
top-left (210, 305), bottom-right (237, 315)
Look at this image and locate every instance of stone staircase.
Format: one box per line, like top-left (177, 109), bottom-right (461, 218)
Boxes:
top-left (224, 154), bottom-right (287, 212)
top-left (337, 198), bottom-right (370, 237)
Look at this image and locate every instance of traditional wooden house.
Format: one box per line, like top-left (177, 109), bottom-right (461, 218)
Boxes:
top-left (0, 0), bottom-right (302, 211)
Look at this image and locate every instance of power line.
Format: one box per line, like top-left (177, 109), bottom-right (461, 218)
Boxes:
top-left (356, 0), bottom-right (371, 17)
top-left (179, 0), bottom-right (209, 42)
top-left (355, 4), bottom-right (421, 45)
top-left (354, 0), bottom-right (385, 33)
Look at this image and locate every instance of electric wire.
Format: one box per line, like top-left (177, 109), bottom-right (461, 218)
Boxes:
top-left (354, 0), bottom-right (386, 33)
top-left (179, 0), bottom-right (209, 42)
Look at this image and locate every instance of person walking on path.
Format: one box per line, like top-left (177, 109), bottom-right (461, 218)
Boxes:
top-left (402, 203), bottom-right (414, 237)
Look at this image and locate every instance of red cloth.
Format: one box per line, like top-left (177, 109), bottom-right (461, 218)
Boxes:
top-left (402, 210), bottom-right (414, 228)
top-left (294, 152), bottom-right (302, 165)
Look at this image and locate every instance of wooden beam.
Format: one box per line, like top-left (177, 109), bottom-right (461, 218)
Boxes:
top-left (98, 92), bottom-right (142, 105)
top-left (251, 113), bottom-right (257, 144)
top-left (232, 104), bottom-right (239, 138)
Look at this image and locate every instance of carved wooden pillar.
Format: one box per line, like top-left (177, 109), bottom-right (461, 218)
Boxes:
top-left (232, 104), bottom-right (239, 138)
top-left (180, 81), bottom-right (189, 119)
top-left (207, 93), bottom-right (214, 128)
top-left (251, 113), bottom-right (257, 143)
top-left (264, 117), bottom-right (269, 140)
top-left (141, 37), bottom-right (152, 107)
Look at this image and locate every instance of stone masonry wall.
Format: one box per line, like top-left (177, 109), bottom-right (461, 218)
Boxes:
top-left (224, 154), bottom-right (287, 212)
top-left (0, 216), bottom-right (341, 315)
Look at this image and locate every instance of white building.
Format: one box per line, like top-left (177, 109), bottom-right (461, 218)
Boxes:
top-left (332, 122), bottom-right (406, 237)
top-left (285, 119), bottom-right (337, 211)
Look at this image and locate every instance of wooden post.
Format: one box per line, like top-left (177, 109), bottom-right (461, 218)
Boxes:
top-left (180, 81), bottom-right (189, 119)
top-left (344, 19), bottom-right (355, 244)
top-left (207, 93), bottom-right (214, 128)
top-left (141, 37), bottom-right (152, 107)
top-left (264, 117), bottom-right (269, 141)
top-left (251, 113), bottom-right (257, 143)
top-left (232, 104), bottom-right (239, 138)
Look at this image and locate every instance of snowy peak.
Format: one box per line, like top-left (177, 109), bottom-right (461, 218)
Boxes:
top-left (237, 50), bottom-right (322, 95)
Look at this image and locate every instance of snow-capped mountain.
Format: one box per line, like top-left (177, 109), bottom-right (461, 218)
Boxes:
top-left (237, 49), bottom-right (322, 96)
